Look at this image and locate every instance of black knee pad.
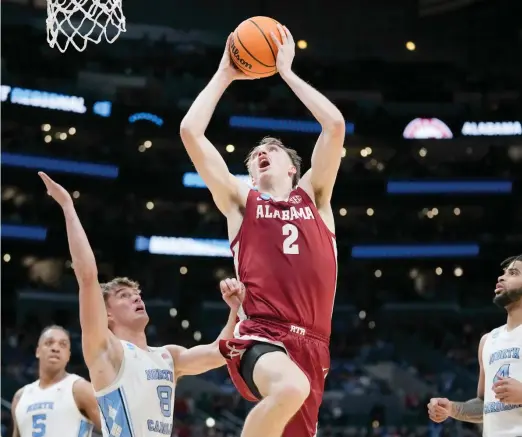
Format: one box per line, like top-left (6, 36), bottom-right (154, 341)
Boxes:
top-left (239, 342), bottom-right (286, 400)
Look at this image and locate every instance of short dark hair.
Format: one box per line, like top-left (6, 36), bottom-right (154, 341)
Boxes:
top-left (38, 325), bottom-right (70, 343)
top-left (501, 255), bottom-right (522, 269)
top-left (246, 136), bottom-right (302, 188)
top-left (100, 277), bottom-right (140, 304)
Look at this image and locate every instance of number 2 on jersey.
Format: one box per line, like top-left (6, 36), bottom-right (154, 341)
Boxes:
top-left (156, 385), bottom-right (173, 418)
top-left (493, 363), bottom-right (510, 384)
top-left (282, 223), bottom-right (299, 254)
top-left (32, 414), bottom-right (47, 437)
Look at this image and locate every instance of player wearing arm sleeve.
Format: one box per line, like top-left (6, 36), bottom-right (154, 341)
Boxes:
top-left (428, 333), bottom-right (487, 424)
top-left (168, 278), bottom-right (244, 378)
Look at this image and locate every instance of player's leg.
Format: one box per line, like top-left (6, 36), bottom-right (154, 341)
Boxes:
top-left (240, 348), bottom-right (310, 437)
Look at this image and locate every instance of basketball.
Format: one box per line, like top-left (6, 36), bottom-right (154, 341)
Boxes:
top-left (229, 16), bottom-right (283, 78)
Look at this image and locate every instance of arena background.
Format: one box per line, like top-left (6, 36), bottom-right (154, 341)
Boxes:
top-left (1, 0), bottom-right (521, 435)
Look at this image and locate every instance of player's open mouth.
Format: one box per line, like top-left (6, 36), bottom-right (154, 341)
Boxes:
top-left (135, 305), bottom-right (145, 312)
top-left (259, 157), bottom-right (270, 170)
top-left (495, 283), bottom-right (504, 294)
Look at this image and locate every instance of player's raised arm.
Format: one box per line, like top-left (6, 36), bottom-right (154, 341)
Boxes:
top-left (180, 35), bottom-right (251, 215)
top-left (271, 25), bottom-right (345, 207)
top-left (38, 172), bottom-right (111, 365)
top-left (167, 278), bottom-right (244, 378)
top-left (428, 334), bottom-right (487, 424)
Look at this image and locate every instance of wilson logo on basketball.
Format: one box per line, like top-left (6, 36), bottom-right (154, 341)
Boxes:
top-left (230, 38), bottom-right (252, 71)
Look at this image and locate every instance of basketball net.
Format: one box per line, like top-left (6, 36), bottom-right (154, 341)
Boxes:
top-left (46, 0), bottom-right (126, 52)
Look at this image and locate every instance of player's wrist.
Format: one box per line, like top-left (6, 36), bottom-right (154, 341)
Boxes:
top-left (214, 70), bottom-right (234, 86)
top-left (278, 67), bottom-right (295, 81)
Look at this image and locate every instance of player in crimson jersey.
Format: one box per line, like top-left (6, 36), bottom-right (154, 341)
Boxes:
top-left (180, 26), bottom-right (344, 437)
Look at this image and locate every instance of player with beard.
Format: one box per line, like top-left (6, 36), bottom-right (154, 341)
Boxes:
top-left (11, 325), bottom-right (100, 437)
top-left (428, 255), bottom-right (522, 436)
top-left (38, 172), bottom-right (245, 437)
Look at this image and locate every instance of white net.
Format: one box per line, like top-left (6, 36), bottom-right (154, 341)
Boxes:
top-left (46, 0), bottom-right (126, 52)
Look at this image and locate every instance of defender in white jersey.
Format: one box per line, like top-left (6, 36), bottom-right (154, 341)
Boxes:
top-left (39, 172), bottom-right (244, 437)
top-left (11, 325), bottom-right (100, 437)
top-left (428, 255), bottom-right (522, 436)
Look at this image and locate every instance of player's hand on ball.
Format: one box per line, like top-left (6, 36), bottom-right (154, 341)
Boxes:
top-left (220, 278), bottom-right (245, 311)
top-left (270, 24), bottom-right (295, 76)
top-left (427, 398), bottom-right (452, 423)
top-left (493, 377), bottom-right (522, 404)
top-left (218, 34), bottom-right (256, 82)
top-left (38, 172), bottom-right (73, 209)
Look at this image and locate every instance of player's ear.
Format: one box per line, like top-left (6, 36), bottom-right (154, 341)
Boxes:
top-left (288, 166), bottom-right (297, 176)
top-left (35, 345), bottom-right (41, 359)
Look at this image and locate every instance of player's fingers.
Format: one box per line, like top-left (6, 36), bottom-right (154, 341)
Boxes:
top-left (283, 26), bottom-right (294, 44)
top-left (220, 279), bottom-right (231, 294)
top-left (225, 277), bottom-right (239, 292)
top-left (433, 406), bottom-right (448, 415)
top-left (38, 171), bottom-right (53, 186)
top-left (270, 32), bottom-right (282, 49)
top-left (276, 24), bottom-right (287, 45)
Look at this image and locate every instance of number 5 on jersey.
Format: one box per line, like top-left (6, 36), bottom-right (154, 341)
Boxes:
top-left (32, 414), bottom-right (47, 437)
top-left (282, 223), bottom-right (299, 254)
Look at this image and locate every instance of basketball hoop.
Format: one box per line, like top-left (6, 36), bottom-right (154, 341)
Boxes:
top-left (46, 0), bottom-right (126, 52)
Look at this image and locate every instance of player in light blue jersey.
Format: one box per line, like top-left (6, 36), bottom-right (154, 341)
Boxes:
top-left (11, 325), bottom-right (101, 437)
top-left (428, 254), bottom-right (522, 437)
top-left (39, 172), bottom-right (243, 437)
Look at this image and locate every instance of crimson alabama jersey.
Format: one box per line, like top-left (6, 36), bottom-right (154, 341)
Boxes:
top-left (231, 187), bottom-right (337, 338)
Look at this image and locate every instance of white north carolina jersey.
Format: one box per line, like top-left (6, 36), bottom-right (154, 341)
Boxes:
top-left (482, 324), bottom-right (522, 437)
top-left (15, 373), bottom-right (94, 437)
top-left (95, 340), bottom-right (175, 437)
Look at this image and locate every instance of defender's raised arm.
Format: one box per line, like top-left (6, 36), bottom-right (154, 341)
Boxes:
top-left (38, 172), bottom-right (110, 366)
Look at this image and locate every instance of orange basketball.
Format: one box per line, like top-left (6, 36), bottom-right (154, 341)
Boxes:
top-left (229, 16), bottom-right (283, 78)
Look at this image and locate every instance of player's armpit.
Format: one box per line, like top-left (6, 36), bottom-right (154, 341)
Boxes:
top-left (11, 387), bottom-right (24, 437)
top-left (166, 343), bottom-right (224, 379)
top-left (178, 131), bottom-right (248, 214)
top-left (72, 378), bottom-right (101, 430)
top-left (308, 126), bottom-right (345, 207)
top-left (449, 398), bottom-right (484, 423)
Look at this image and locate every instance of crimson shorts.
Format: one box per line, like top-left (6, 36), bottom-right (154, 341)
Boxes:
top-left (218, 318), bottom-right (330, 437)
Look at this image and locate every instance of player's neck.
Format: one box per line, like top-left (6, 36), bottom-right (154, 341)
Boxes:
top-left (258, 181), bottom-right (293, 201)
top-left (114, 326), bottom-right (148, 350)
top-left (506, 301), bottom-right (522, 331)
top-left (38, 368), bottom-right (68, 388)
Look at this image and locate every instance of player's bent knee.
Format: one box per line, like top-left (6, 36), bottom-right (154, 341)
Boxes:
top-left (253, 349), bottom-right (310, 408)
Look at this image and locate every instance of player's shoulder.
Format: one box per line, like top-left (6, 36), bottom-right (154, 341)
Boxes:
top-left (12, 384), bottom-right (29, 406)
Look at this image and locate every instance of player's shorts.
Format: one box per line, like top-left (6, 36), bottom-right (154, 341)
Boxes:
top-left (218, 317), bottom-right (330, 437)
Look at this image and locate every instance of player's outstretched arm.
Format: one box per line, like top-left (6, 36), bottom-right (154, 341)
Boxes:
top-left (167, 278), bottom-right (244, 378)
top-left (11, 387), bottom-right (24, 437)
top-left (38, 173), bottom-right (110, 365)
top-left (72, 378), bottom-right (102, 430)
top-left (180, 35), bottom-right (251, 215)
top-left (271, 25), bottom-right (345, 207)
top-left (428, 334), bottom-right (487, 424)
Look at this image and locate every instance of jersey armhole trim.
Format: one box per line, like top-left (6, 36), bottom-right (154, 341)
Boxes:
top-left (230, 188), bottom-right (256, 250)
top-left (295, 186), bottom-right (336, 238)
